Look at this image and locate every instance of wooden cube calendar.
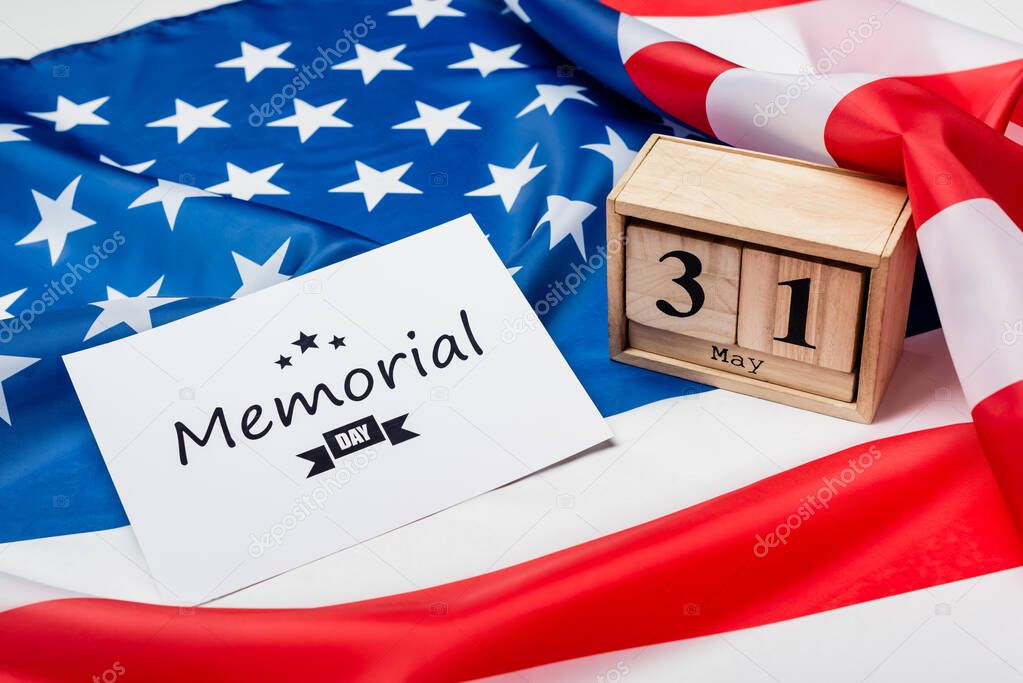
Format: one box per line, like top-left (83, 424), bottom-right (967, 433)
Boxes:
top-left (607, 135), bottom-right (916, 423)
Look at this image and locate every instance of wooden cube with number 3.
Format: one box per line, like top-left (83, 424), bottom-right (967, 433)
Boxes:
top-left (625, 220), bottom-right (741, 344)
top-left (607, 135), bottom-right (916, 423)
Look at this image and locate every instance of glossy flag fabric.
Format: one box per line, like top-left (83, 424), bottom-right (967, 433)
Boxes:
top-left (2, 419), bottom-right (1022, 681)
top-left (4, 0), bottom-right (1023, 681)
top-left (525, 0), bottom-right (1023, 526)
top-left (0, 0), bottom-right (708, 545)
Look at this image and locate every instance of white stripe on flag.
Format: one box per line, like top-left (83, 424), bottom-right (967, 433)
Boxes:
top-left (0, 572), bottom-right (81, 613)
top-left (617, 13), bottom-right (681, 64)
top-left (476, 565), bottom-right (1023, 682)
top-left (632, 0), bottom-right (1023, 77)
top-left (705, 69), bottom-right (874, 165)
top-left (1006, 121), bottom-right (1023, 145)
top-left (0, 526), bottom-right (163, 606)
top-left (917, 199), bottom-right (1023, 408)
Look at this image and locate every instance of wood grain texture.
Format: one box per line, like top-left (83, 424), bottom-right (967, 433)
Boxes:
top-left (625, 220), bottom-right (740, 344)
top-left (606, 134), bottom-right (916, 423)
top-left (737, 248), bottom-right (867, 372)
top-left (856, 202), bottom-right (916, 421)
top-left (629, 322), bottom-right (856, 401)
top-left (614, 137), bottom-right (908, 267)
top-left (607, 136), bottom-right (660, 359)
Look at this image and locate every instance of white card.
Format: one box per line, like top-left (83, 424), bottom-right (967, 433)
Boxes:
top-left (64, 215), bottom-right (611, 604)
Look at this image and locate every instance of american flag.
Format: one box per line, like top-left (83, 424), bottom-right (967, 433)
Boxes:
top-left (0, 0), bottom-right (706, 545)
top-left (3, 0), bottom-right (1023, 681)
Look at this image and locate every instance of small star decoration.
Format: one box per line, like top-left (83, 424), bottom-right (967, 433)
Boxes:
top-left (292, 331), bottom-right (318, 353)
top-left (275, 331), bottom-right (348, 366)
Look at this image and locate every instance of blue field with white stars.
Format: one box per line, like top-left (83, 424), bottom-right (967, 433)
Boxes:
top-left (0, 0), bottom-right (715, 543)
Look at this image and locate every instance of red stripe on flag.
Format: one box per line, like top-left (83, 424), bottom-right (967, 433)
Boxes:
top-left (824, 75), bottom-right (1023, 224)
top-left (624, 42), bottom-right (735, 135)
top-left (974, 381), bottom-right (1023, 530)
top-left (825, 71), bottom-right (1023, 530)
top-left (901, 60), bottom-right (1023, 130)
top-left (2, 424), bottom-right (1019, 682)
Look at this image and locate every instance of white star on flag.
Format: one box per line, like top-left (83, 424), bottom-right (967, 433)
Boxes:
top-left (0, 355), bottom-right (39, 426)
top-left (503, 0), bottom-right (530, 22)
top-left (517, 84), bottom-right (595, 118)
top-left (16, 175), bottom-right (96, 265)
top-left (268, 98), bottom-right (351, 143)
top-left (533, 195), bottom-right (596, 259)
top-left (28, 95), bottom-right (109, 132)
top-left (388, 0), bottom-right (465, 28)
top-left (146, 98), bottom-right (230, 143)
top-left (448, 43), bottom-right (526, 77)
top-left (0, 123), bottom-right (30, 143)
top-left (0, 289), bottom-right (26, 320)
top-left (333, 44), bottom-right (412, 84)
top-left (581, 126), bottom-right (638, 182)
top-left (466, 143), bottom-right (545, 211)
top-left (84, 276), bottom-right (181, 341)
top-left (232, 238), bottom-right (291, 298)
top-left (659, 116), bottom-right (692, 138)
top-left (393, 100), bottom-right (479, 145)
top-left (129, 178), bottom-right (215, 229)
top-left (330, 161), bottom-right (422, 211)
top-left (100, 155), bottom-right (156, 174)
top-left (216, 41), bottom-right (294, 82)
top-left (206, 162), bottom-right (290, 201)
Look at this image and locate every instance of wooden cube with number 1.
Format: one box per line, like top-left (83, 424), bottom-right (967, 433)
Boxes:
top-left (738, 248), bottom-right (866, 373)
top-left (607, 135), bottom-right (916, 423)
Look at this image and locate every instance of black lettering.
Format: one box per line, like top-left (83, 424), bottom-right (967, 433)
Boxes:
top-left (407, 330), bottom-right (428, 376)
top-left (344, 368), bottom-right (374, 401)
top-left (241, 404), bottom-right (272, 440)
top-left (175, 407), bottom-right (235, 466)
top-left (460, 309), bottom-right (484, 356)
top-left (410, 346), bottom-right (428, 376)
top-left (432, 334), bottom-right (468, 368)
top-left (274, 383), bottom-right (345, 427)
top-left (377, 352), bottom-right (407, 389)
top-left (656, 250), bottom-right (705, 318)
top-left (774, 277), bottom-right (816, 348)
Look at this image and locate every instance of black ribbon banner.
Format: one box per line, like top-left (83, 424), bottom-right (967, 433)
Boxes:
top-left (295, 413), bottom-right (419, 478)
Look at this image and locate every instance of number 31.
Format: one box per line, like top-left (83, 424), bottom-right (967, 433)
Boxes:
top-left (656, 250), bottom-right (816, 349)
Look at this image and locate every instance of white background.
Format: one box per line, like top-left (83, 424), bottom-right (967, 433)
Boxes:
top-left (3, 2), bottom-right (1023, 681)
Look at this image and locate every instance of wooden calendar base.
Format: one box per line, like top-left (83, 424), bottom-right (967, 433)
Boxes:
top-left (607, 135), bottom-right (917, 423)
top-left (629, 322), bottom-right (857, 401)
